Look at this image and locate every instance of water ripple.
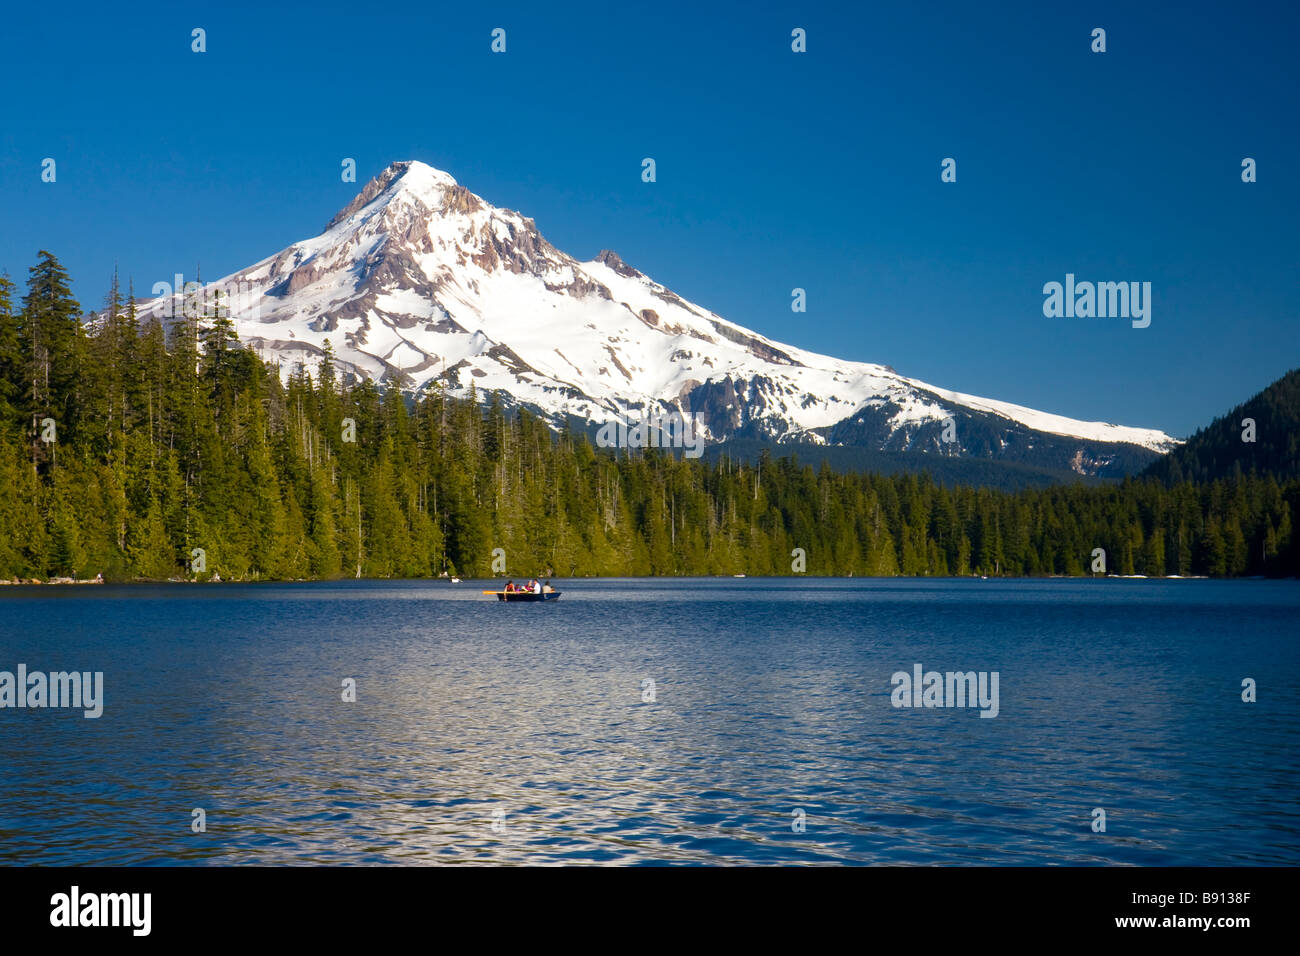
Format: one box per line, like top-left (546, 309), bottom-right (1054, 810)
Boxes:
top-left (0, 577), bottom-right (1297, 864)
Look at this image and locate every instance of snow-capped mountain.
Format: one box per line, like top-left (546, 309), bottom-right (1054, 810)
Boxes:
top-left (135, 161), bottom-right (1178, 475)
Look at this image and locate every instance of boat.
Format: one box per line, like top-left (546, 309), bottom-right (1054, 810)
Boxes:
top-left (482, 590), bottom-right (561, 602)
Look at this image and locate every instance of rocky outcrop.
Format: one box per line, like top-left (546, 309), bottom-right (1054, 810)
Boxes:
top-left (326, 161), bottom-right (413, 230)
top-left (441, 185), bottom-right (482, 216)
top-left (287, 262), bottom-right (325, 294)
top-left (596, 249), bottom-right (641, 278)
top-left (708, 321), bottom-right (802, 367)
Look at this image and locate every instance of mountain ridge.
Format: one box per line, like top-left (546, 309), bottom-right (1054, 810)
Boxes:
top-left (1144, 368), bottom-right (1300, 484)
top-left (132, 160), bottom-right (1179, 477)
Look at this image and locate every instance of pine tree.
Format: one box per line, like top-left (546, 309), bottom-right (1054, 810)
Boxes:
top-left (0, 273), bottom-right (23, 422)
top-left (20, 251), bottom-right (82, 467)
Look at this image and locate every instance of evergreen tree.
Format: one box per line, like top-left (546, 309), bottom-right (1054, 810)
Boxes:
top-left (0, 253), bottom-right (1296, 583)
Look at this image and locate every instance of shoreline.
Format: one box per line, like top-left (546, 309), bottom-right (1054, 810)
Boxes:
top-left (0, 573), bottom-right (1264, 586)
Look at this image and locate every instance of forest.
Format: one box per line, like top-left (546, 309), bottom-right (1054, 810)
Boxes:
top-left (0, 251), bottom-right (1295, 581)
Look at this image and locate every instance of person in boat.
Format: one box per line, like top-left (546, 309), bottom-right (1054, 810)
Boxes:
top-left (542, 581), bottom-right (554, 594)
top-left (527, 579), bottom-right (540, 594)
top-left (505, 580), bottom-right (515, 592)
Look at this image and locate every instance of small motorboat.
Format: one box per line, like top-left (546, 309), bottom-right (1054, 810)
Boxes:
top-left (483, 589), bottom-right (561, 602)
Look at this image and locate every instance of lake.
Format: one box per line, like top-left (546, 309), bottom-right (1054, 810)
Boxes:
top-left (1, 577), bottom-right (1296, 865)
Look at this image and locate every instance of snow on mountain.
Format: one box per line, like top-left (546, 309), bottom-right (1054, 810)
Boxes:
top-left (133, 161), bottom-right (1179, 472)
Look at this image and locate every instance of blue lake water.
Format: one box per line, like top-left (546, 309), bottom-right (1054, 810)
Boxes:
top-left (1, 577), bottom-right (1297, 865)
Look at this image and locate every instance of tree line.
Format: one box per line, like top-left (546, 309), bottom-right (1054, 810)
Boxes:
top-left (0, 251), bottom-right (1295, 581)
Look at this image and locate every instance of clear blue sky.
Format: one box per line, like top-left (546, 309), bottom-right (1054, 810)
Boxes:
top-left (1, 0), bottom-right (1296, 437)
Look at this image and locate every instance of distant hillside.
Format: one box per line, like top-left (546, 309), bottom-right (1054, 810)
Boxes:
top-left (1145, 369), bottom-right (1300, 484)
top-left (556, 415), bottom-right (1116, 491)
top-left (703, 439), bottom-right (1111, 492)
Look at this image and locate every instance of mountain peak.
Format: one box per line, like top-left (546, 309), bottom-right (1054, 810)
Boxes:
top-left (391, 160), bottom-right (458, 193)
top-left (135, 162), bottom-right (1180, 477)
top-left (325, 160), bottom-right (458, 231)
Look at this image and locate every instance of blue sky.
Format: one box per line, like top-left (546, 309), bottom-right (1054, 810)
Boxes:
top-left (1, 0), bottom-right (1296, 437)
